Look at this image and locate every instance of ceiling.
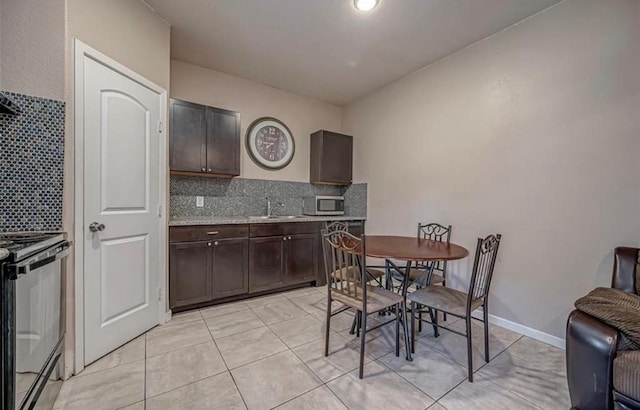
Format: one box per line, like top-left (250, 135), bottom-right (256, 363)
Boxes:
top-left (146, 0), bottom-right (563, 105)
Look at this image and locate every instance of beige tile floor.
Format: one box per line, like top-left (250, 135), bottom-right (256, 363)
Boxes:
top-left (54, 286), bottom-right (570, 410)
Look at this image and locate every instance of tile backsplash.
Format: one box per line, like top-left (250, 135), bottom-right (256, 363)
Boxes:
top-left (170, 176), bottom-right (367, 218)
top-left (0, 92), bottom-right (65, 232)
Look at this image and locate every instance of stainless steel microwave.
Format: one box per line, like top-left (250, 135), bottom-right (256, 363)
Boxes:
top-left (303, 196), bottom-right (345, 216)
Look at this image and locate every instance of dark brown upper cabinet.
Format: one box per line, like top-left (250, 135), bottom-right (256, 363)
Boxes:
top-left (170, 98), bottom-right (240, 177)
top-left (310, 130), bottom-right (353, 185)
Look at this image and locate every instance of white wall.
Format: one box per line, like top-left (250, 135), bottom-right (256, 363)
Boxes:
top-left (171, 60), bottom-right (343, 183)
top-left (66, 0), bottom-right (170, 90)
top-left (0, 0), bottom-right (65, 99)
top-left (343, 0), bottom-right (640, 340)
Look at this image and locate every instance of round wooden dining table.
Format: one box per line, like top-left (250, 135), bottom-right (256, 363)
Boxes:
top-left (364, 235), bottom-right (469, 262)
top-left (361, 235), bottom-right (469, 362)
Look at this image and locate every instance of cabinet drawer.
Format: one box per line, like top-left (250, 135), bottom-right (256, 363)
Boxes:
top-left (170, 225), bottom-right (249, 242)
top-left (250, 222), bottom-right (320, 238)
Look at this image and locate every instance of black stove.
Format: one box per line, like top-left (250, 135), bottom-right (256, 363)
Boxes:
top-left (1, 232), bottom-right (70, 410)
top-left (0, 232), bottom-right (66, 262)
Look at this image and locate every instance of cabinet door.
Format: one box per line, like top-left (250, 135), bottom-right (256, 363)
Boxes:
top-left (322, 132), bottom-right (353, 184)
top-left (206, 107), bottom-right (240, 175)
top-left (285, 233), bottom-right (318, 285)
top-left (170, 99), bottom-right (207, 173)
top-left (212, 238), bottom-right (249, 299)
top-left (249, 236), bottom-right (284, 293)
top-left (169, 241), bottom-right (213, 308)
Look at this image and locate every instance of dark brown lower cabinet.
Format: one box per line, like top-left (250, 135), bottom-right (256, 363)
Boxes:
top-left (170, 221), bottom-right (360, 309)
top-left (249, 236), bottom-right (285, 293)
top-left (285, 234), bottom-right (318, 285)
top-left (212, 238), bottom-right (249, 299)
top-left (169, 241), bottom-right (213, 308)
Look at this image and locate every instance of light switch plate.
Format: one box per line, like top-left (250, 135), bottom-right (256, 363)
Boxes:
top-left (196, 196), bottom-right (204, 207)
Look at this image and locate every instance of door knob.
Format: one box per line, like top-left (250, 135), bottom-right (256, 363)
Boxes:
top-left (89, 222), bottom-right (105, 232)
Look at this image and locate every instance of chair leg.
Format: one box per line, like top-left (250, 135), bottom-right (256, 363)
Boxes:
top-left (359, 310), bottom-right (367, 379)
top-left (356, 311), bottom-right (361, 337)
top-left (395, 305), bottom-right (401, 357)
top-left (483, 304), bottom-right (490, 363)
top-left (466, 317), bottom-right (473, 382)
top-left (429, 308), bottom-right (439, 338)
top-left (324, 293), bottom-right (331, 357)
top-left (442, 278), bottom-right (447, 322)
top-left (410, 301), bottom-right (416, 354)
top-left (416, 284), bottom-right (423, 333)
top-left (402, 301), bottom-right (412, 361)
top-left (349, 313), bottom-right (357, 335)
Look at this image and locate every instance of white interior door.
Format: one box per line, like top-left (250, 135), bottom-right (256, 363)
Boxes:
top-left (81, 52), bottom-right (164, 365)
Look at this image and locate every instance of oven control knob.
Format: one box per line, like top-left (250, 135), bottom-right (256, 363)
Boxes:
top-left (89, 222), bottom-right (106, 232)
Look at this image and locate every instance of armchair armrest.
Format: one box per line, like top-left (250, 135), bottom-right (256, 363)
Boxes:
top-left (566, 310), bottom-right (619, 410)
top-left (612, 247), bottom-right (639, 293)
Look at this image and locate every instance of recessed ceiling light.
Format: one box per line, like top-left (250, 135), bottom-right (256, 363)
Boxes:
top-left (354, 0), bottom-right (379, 12)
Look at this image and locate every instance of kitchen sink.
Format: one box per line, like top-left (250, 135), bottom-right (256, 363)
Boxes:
top-left (247, 215), bottom-right (308, 220)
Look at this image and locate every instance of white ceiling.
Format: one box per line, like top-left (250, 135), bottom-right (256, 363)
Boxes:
top-left (146, 0), bottom-right (563, 105)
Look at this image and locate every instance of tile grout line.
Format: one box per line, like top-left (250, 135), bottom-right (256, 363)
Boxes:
top-left (143, 333), bottom-right (147, 410)
top-left (202, 306), bottom-right (252, 410)
top-left (144, 317), bottom-right (226, 402)
top-left (481, 376), bottom-right (547, 410)
top-left (150, 292), bottom-right (553, 409)
top-left (248, 301), bottom-right (326, 409)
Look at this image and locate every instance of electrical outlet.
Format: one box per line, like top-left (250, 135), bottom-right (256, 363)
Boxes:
top-left (196, 196), bottom-right (204, 207)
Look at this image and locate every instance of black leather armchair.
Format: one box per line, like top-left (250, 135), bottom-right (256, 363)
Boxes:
top-left (566, 247), bottom-right (640, 410)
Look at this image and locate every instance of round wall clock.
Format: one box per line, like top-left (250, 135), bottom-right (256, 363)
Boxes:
top-left (245, 117), bottom-right (295, 170)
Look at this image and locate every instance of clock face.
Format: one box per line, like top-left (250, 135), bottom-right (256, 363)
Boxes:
top-left (255, 125), bottom-right (289, 162)
top-left (246, 118), bottom-right (295, 169)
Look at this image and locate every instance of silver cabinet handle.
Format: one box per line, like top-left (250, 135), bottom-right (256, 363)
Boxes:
top-left (207, 231), bottom-right (219, 235)
top-left (201, 167), bottom-right (206, 172)
top-left (214, 241), bottom-right (219, 246)
top-left (208, 168), bottom-right (212, 172)
top-left (289, 236), bottom-right (292, 240)
top-left (283, 237), bottom-right (287, 241)
top-left (207, 242), bottom-right (212, 247)
top-left (89, 222), bottom-right (105, 232)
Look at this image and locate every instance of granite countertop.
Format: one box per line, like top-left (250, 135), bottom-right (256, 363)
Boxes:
top-left (169, 215), bottom-right (366, 226)
top-left (0, 248), bottom-right (9, 261)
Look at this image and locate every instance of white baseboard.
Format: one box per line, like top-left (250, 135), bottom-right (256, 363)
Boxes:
top-left (471, 311), bottom-right (566, 350)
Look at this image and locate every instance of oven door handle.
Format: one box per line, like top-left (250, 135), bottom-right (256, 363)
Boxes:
top-left (6, 241), bottom-right (71, 279)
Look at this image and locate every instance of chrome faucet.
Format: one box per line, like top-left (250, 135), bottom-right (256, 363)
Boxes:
top-left (266, 198), bottom-right (283, 217)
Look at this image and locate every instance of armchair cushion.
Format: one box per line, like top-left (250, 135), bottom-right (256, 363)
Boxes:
top-left (575, 287), bottom-right (640, 348)
top-left (614, 351), bottom-right (640, 402)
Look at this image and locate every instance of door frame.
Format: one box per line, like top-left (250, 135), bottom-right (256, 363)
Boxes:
top-left (73, 39), bottom-right (168, 374)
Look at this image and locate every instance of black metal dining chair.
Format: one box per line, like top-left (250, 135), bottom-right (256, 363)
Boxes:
top-left (408, 234), bottom-right (502, 382)
top-left (408, 223), bottom-right (452, 327)
top-left (410, 223), bottom-right (452, 287)
top-left (321, 223), bottom-right (408, 378)
top-left (326, 222), bottom-right (386, 287)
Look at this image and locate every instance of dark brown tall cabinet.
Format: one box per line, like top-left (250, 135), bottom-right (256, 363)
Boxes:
top-left (310, 130), bottom-right (353, 185)
top-left (170, 99), bottom-right (240, 177)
